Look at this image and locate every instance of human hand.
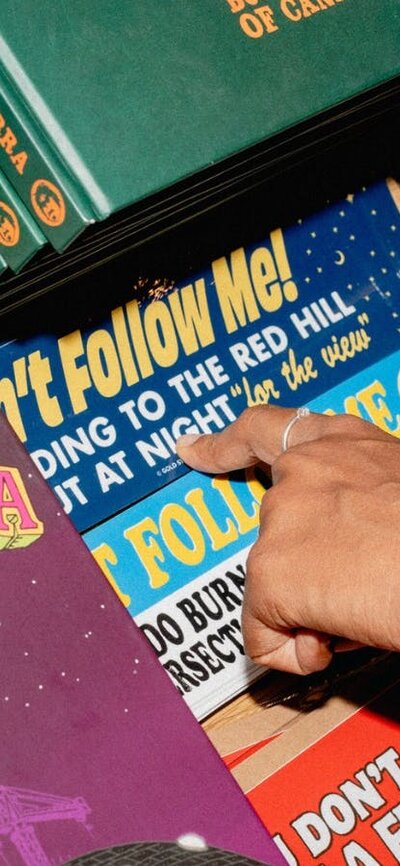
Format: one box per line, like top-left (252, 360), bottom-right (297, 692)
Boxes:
top-left (176, 407), bottom-right (400, 675)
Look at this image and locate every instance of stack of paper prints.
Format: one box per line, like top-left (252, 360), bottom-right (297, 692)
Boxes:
top-left (0, 178), bottom-right (399, 719)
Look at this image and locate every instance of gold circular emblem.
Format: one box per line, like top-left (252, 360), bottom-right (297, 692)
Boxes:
top-left (30, 178), bottom-right (66, 227)
top-left (0, 201), bottom-right (20, 247)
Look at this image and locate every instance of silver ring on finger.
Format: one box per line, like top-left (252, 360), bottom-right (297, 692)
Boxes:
top-left (281, 407), bottom-right (311, 452)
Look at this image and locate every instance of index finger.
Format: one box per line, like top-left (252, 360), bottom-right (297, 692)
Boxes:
top-left (175, 405), bottom-right (329, 473)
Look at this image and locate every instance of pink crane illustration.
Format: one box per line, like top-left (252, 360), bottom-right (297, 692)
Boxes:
top-left (0, 786), bottom-right (90, 866)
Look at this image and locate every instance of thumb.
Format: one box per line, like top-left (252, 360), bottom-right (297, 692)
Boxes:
top-left (175, 405), bottom-right (328, 473)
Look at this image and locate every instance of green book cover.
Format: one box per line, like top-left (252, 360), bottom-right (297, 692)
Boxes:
top-left (0, 166), bottom-right (47, 271)
top-left (0, 0), bottom-right (399, 222)
top-left (0, 79), bottom-right (95, 251)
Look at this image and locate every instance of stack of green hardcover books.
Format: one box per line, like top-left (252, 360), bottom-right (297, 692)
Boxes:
top-left (0, 0), bottom-right (399, 294)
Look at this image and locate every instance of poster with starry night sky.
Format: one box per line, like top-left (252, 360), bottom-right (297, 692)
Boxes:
top-left (1, 180), bottom-right (400, 824)
top-left (0, 179), bottom-right (399, 534)
top-left (1, 178), bottom-right (398, 722)
top-left (0, 412), bottom-right (285, 866)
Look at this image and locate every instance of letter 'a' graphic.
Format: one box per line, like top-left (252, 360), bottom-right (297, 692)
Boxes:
top-left (0, 467), bottom-right (44, 549)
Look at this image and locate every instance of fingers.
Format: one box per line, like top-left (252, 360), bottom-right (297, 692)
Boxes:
top-left (242, 607), bottom-right (334, 675)
top-left (175, 405), bottom-right (383, 676)
top-left (242, 541), bottom-right (334, 675)
top-left (175, 405), bottom-right (330, 473)
top-left (243, 617), bottom-right (364, 676)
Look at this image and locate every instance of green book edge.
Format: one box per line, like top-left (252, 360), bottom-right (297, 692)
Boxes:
top-left (0, 70), bottom-right (96, 252)
top-left (0, 165), bottom-right (48, 272)
top-left (1, 1), bottom-right (399, 223)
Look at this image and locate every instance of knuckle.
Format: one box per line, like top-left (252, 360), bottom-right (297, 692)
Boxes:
top-left (258, 481), bottom-right (293, 519)
top-left (325, 413), bottom-right (375, 439)
top-left (242, 635), bottom-right (265, 665)
top-left (241, 623), bottom-right (260, 663)
top-left (240, 404), bottom-right (270, 424)
top-left (239, 405), bottom-right (271, 439)
top-left (258, 490), bottom-right (272, 524)
top-left (245, 540), bottom-right (267, 581)
top-left (245, 541), bottom-right (282, 607)
top-left (272, 449), bottom-right (300, 477)
top-left (241, 603), bottom-right (273, 661)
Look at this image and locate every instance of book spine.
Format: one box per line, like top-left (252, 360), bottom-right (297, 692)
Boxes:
top-left (0, 166), bottom-right (47, 272)
top-left (0, 76), bottom-right (96, 251)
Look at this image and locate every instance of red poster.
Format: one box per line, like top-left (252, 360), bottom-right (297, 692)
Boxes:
top-left (247, 686), bottom-right (400, 865)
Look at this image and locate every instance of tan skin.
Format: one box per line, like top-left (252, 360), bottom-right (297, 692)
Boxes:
top-left (176, 407), bottom-right (400, 676)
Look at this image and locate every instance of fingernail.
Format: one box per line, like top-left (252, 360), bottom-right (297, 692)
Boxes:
top-left (176, 434), bottom-right (202, 449)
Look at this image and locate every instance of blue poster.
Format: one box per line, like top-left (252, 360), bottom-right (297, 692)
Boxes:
top-left (0, 180), bottom-right (399, 531)
top-left (309, 348), bottom-right (400, 434)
